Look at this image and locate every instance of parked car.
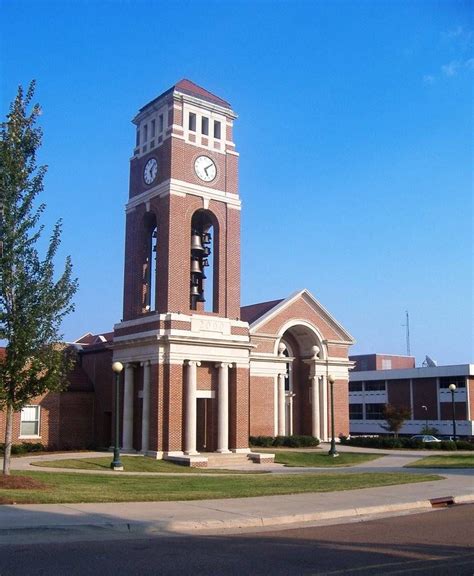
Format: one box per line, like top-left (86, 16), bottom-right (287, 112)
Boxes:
top-left (410, 434), bottom-right (442, 443)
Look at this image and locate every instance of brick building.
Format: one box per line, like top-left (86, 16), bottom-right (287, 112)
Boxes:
top-left (2, 80), bottom-right (355, 462)
top-left (349, 354), bottom-right (474, 437)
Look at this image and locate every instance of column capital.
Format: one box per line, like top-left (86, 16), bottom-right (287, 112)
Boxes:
top-left (140, 360), bottom-right (151, 367)
top-left (185, 360), bottom-right (201, 367)
top-left (215, 362), bottom-right (233, 369)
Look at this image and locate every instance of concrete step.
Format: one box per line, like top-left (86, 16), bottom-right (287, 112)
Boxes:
top-left (204, 453), bottom-right (252, 468)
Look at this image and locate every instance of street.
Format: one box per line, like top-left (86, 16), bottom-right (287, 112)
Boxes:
top-left (0, 504), bottom-right (472, 575)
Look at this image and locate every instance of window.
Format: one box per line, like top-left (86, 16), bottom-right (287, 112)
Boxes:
top-left (439, 377), bottom-right (466, 389)
top-left (381, 359), bottom-right (392, 370)
top-left (365, 380), bottom-right (386, 392)
top-left (214, 120), bottom-right (221, 139)
top-left (365, 403), bottom-right (385, 420)
top-left (20, 405), bottom-right (40, 436)
top-left (349, 404), bottom-right (363, 420)
top-left (349, 382), bottom-right (363, 392)
top-left (136, 128), bottom-right (140, 147)
top-left (151, 119), bottom-right (156, 138)
top-left (143, 124), bottom-right (148, 142)
top-left (189, 112), bottom-right (196, 132)
top-left (159, 114), bottom-right (164, 132)
top-left (201, 117), bottom-right (209, 135)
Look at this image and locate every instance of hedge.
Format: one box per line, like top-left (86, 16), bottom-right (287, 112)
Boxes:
top-left (0, 442), bottom-right (45, 455)
top-left (250, 435), bottom-right (320, 448)
top-left (339, 436), bottom-right (474, 451)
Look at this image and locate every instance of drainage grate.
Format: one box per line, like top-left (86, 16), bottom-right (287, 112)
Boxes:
top-left (430, 496), bottom-right (455, 507)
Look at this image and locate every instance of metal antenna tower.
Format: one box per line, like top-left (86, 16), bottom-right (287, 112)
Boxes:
top-left (402, 310), bottom-right (411, 356)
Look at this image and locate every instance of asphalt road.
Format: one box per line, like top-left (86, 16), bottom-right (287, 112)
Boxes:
top-left (0, 504), bottom-right (472, 575)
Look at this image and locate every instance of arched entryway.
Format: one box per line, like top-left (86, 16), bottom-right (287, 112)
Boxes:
top-left (277, 322), bottom-right (326, 439)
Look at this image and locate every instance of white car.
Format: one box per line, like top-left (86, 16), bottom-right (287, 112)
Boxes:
top-left (410, 434), bottom-right (442, 443)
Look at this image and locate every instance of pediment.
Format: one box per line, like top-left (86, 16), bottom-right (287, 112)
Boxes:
top-left (249, 289), bottom-right (355, 344)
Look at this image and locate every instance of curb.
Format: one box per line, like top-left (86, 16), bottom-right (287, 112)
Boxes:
top-left (1, 494), bottom-right (472, 540)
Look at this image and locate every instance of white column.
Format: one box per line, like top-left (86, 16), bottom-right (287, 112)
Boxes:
top-left (320, 376), bottom-right (328, 441)
top-left (122, 363), bottom-right (135, 451)
top-left (311, 375), bottom-right (320, 439)
top-left (184, 360), bottom-right (200, 455)
top-left (216, 362), bottom-right (232, 453)
top-left (141, 361), bottom-right (151, 454)
top-left (278, 372), bottom-right (286, 436)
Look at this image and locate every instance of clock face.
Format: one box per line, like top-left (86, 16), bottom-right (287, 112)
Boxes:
top-left (143, 158), bottom-right (158, 185)
top-left (194, 156), bottom-right (217, 182)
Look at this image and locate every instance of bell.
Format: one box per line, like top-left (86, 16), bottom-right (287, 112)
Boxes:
top-left (197, 292), bottom-right (206, 302)
top-left (190, 285), bottom-right (200, 296)
top-left (202, 232), bottom-right (211, 244)
top-left (191, 258), bottom-right (202, 274)
top-left (202, 258), bottom-right (209, 267)
top-left (202, 247), bottom-right (210, 257)
top-left (191, 233), bottom-right (204, 252)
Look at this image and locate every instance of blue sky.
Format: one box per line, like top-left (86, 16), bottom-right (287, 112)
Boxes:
top-left (1, 0), bottom-right (472, 364)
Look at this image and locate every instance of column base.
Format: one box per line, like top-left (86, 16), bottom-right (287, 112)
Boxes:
top-left (231, 448), bottom-right (251, 454)
top-left (216, 449), bottom-right (232, 454)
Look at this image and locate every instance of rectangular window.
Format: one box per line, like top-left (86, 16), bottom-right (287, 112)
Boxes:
top-left (439, 377), bottom-right (466, 389)
top-left (136, 128), bottom-right (140, 147)
top-left (202, 117), bottom-right (209, 135)
top-left (20, 405), bottom-right (40, 436)
top-left (381, 359), bottom-right (392, 370)
top-left (151, 119), bottom-right (156, 138)
top-left (213, 120), bottom-right (221, 139)
top-left (189, 112), bottom-right (196, 132)
top-left (143, 124), bottom-right (148, 142)
top-left (365, 403), bottom-right (385, 420)
top-left (349, 382), bottom-right (363, 392)
top-left (365, 381), bottom-right (386, 392)
top-left (349, 404), bottom-right (363, 420)
top-left (159, 114), bottom-right (164, 132)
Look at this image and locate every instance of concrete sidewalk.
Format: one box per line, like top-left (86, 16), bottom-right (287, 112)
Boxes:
top-left (0, 447), bottom-right (472, 543)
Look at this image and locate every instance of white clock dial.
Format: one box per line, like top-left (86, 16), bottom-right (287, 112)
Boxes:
top-left (194, 156), bottom-right (217, 182)
top-left (143, 158), bottom-right (158, 185)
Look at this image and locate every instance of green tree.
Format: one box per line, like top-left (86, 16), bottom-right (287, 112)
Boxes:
top-left (0, 81), bottom-right (78, 475)
top-left (381, 404), bottom-right (411, 438)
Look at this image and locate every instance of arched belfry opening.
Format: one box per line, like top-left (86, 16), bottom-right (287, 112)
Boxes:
top-left (190, 210), bottom-right (217, 312)
top-left (142, 212), bottom-right (158, 313)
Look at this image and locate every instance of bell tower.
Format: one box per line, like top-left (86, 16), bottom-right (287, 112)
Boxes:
top-left (114, 80), bottom-right (250, 462)
top-left (122, 79), bottom-right (241, 321)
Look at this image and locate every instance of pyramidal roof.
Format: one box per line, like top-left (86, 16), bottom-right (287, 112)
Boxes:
top-left (139, 79), bottom-right (232, 113)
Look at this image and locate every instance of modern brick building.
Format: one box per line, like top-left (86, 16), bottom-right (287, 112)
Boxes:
top-left (2, 80), bottom-right (355, 462)
top-left (349, 354), bottom-right (474, 438)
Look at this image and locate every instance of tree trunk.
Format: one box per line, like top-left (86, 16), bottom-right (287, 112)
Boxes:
top-left (2, 403), bottom-right (14, 475)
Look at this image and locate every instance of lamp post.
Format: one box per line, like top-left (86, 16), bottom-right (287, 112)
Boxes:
top-left (448, 383), bottom-right (457, 441)
top-left (111, 361), bottom-right (124, 471)
top-left (327, 374), bottom-right (339, 457)
top-left (421, 405), bottom-right (428, 432)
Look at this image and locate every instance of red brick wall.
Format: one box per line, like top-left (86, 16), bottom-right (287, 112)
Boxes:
top-left (249, 376), bottom-right (274, 436)
top-left (440, 402), bottom-right (467, 421)
top-left (59, 392), bottom-right (95, 449)
top-left (328, 379), bottom-right (350, 438)
top-left (412, 378), bottom-right (437, 419)
top-left (387, 380), bottom-right (412, 412)
top-left (229, 366), bottom-right (249, 449)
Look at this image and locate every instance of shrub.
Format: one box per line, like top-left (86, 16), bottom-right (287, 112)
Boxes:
top-left (0, 442), bottom-right (45, 455)
top-left (249, 436), bottom-right (274, 447)
top-left (455, 440), bottom-right (474, 451)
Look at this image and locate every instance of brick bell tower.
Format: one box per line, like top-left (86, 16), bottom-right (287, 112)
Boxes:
top-left (113, 80), bottom-right (251, 463)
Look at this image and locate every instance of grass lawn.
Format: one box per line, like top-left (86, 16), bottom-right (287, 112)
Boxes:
top-left (405, 455), bottom-right (474, 468)
top-left (30, 456), bottom-right (253, 474)
top-left (274, 452), bottom-right (381, 467)
top-left (0, 470), bottom-right (441, 505)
